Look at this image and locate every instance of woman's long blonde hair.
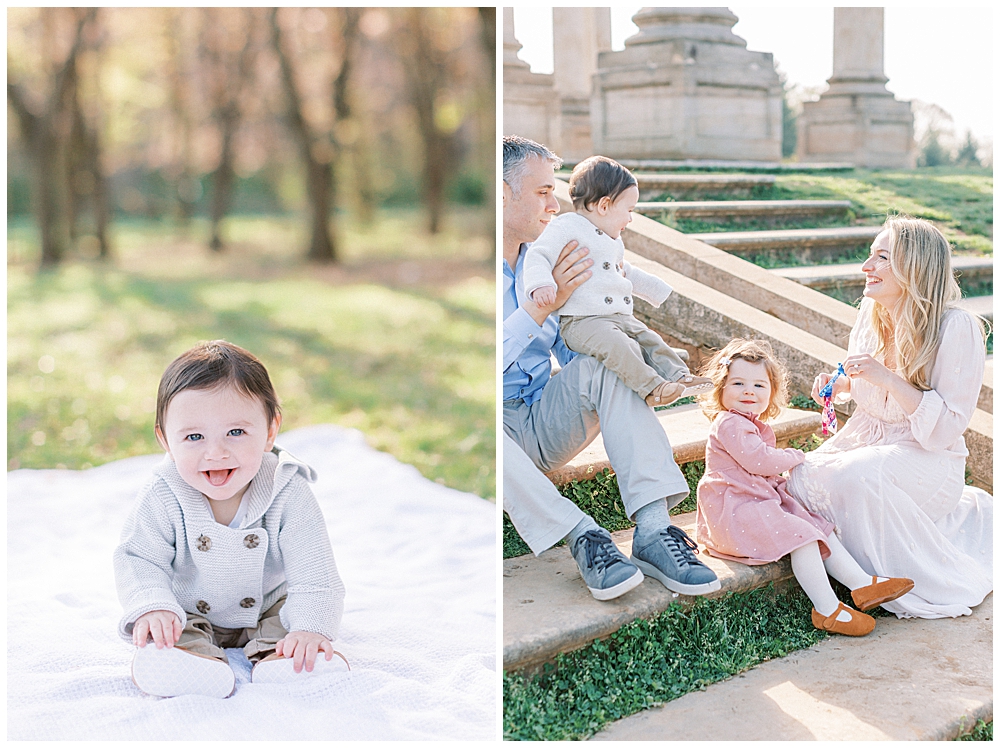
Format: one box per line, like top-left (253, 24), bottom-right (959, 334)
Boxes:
top-left (698, 338), bottom-right (788, 422)
top-left (871, 216), bottom-right (984, 391)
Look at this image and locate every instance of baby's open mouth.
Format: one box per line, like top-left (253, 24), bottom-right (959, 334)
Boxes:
top-left (204, 468), bottom-right (235, 486)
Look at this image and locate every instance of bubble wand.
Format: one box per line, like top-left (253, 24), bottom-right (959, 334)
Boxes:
top-left (819, 363), bottom-right (846, 436)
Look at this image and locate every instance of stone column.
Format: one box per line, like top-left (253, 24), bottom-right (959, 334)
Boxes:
top-left (502, 8), bottom-right (558, 149)
top-left (552, 8), bottom-right (611, 162)
top-left (797, 8), bottom-right (915, 168)
top-left (590, 7), bottom-right (783, 162)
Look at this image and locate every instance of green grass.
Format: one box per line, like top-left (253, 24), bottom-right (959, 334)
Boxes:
top-left (956, 719), bottom-right (992, 741)
top-left (503, 583), bottom-right (829, 740)
top-left (7, 208), bottom-right (496, 500)
top-left (645, 167), bottom-right (992, 256)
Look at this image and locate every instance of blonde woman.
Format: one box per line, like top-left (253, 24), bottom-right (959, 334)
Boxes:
top-left (787, 217), bottom-right (992, 619)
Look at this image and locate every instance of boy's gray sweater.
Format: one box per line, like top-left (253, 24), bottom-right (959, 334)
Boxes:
top-left (522, 212), bottom-right (672, 317)
top-left (113, 447), bottom-right (345, 642)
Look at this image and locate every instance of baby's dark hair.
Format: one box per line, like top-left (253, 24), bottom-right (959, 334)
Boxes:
top-left (569, 155), bottom-right (637, 212)
top-left (156, 340), bottom-right (280, 433)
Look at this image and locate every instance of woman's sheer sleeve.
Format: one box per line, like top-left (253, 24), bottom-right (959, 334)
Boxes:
top-left (907, 310), bottom-right (986, 451)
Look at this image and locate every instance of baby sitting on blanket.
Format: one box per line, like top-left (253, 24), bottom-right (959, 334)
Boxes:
top-left (114, 340), bottom-right (348, 698)
top-left (522, 155), bottom-right (712, 407)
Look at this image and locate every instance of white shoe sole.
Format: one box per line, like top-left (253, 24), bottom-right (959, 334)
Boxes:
top-left (251, 651), bottom-right (350, 684)
top-left (680, 382), bottom-right (715, 398)
top-left (632, 557), bottom-right (722, 596)
top-left (131, 646), bottom-right (235, 698)
top-left (586, 566), bottom-right (644, 601)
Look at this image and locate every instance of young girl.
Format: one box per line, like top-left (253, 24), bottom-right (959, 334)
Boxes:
top-left (115, 340), bottom-right (348, 698)
top-left (694, 339), bottom-right (914, 636)
top-left (522, 155), bottom-right (712, 407)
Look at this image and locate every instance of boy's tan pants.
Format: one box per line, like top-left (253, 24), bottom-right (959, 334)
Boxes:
top-left (176, 597), bottom-right (287, 664)
top-left (560, 313), bottom-right (689, 398)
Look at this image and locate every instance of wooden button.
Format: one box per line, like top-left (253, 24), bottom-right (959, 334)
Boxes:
top-left (244, 534), bottom-right (259, 549)
top-left (196, 600), bottom-right (211, 614)
top-left (196, 535), bottom-right (212, 552)
top-left (240, 597), bottom-right (255, 609)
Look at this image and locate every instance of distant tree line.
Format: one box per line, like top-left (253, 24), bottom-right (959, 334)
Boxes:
top-left (7, 7), bottom-right (496, 266)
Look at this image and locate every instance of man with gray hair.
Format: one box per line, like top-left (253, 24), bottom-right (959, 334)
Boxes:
top-left (502, 134), bottom-right (720, 600)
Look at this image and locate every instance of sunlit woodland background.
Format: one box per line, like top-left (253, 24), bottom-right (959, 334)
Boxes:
top-left (7, 7), bottom-right (497, 500)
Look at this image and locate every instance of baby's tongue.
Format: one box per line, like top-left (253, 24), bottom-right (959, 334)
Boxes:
top-left (206, 469), bottom-right (231, 486)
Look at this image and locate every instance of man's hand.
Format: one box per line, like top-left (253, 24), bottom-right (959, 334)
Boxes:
top-left (525, 240), bottom-right (592, 325)
top-left (531, 286), bottom-right (557, 306)
top-left (274, 630), bottom-right (336, 673)
top-left (133, 610), bottom-right (182, 649)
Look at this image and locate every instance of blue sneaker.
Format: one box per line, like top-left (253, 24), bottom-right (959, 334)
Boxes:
top-left (631, 525), bottom-right (721, 595)
top-left (570, 529), bottom-right (644, 601)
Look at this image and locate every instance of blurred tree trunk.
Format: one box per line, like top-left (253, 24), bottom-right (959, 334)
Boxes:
top-left (402, 8), bottom-right (458, 235)
top-left (66, 12), bottom-right (111, 259)
top-left (6, 8), bottom-right (93, 268)
top-left (270, 8), bottom-right (359, 263)
top-left (203, 8), bottom-right (258, 252)
top-left (165, 8), bottom-right (197, 224)
top-left (478, 7), bottom-right (496, 260)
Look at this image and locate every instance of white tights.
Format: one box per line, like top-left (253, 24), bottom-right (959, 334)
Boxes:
top-left (790, 533), bottom-right (883, 619)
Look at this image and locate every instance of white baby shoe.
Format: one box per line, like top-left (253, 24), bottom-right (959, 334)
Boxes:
top-left (251, 650), bottom-right (350, 685)
top-left (131, 645), bottom-right (235, 698)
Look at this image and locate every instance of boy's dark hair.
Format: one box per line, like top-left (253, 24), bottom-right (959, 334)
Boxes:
top-left (569, 155), bottom-right (637, 211)
top-left (156, 340), bottom-right (280, 434)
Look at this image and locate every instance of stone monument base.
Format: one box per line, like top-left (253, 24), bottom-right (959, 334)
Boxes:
top-left (799, 92), bottom-right (916, 169)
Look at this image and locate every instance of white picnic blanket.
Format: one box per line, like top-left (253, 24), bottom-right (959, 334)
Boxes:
top-left (6, 425), bottom-right (497, 740)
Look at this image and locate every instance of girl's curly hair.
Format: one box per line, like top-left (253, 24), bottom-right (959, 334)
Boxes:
top-left (698, 338), bottom-right (789, 422)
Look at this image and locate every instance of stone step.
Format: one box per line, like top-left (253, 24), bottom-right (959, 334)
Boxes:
top-left (773, 256), bottom-right (993, 302)
top-left (689, 226), bottom-right (880, 265)
top-left (545, 402), bottom-right (822, 486)
top-left (505, 405), bottom-right (822, 672)
top-left (956, 294), bottom-right (994, 323)
top-left (633, 173), bottom-right (775, 200)
top-left (635, 200), bottom-right (852, 225)
top-left (503, 511), bottom-right (795, 673)
top-left (593, 593), bottom-right (992, 741)
top-left (614, 159), bottom-right (855, 173)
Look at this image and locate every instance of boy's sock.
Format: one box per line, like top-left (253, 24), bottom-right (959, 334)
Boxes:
top-left (632, 499), bottom-right (671, 542)
top-left (566, 515), bottom-right (602, 548)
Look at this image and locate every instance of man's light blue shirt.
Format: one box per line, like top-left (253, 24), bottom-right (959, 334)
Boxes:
top-left (503, 244), bottom-right (576, 406)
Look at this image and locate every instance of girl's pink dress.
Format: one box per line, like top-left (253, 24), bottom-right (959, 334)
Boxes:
top-left (696, 409), bottom-right (834, 565)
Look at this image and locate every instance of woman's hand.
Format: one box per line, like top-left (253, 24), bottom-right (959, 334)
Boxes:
top-left (841, 353), bottom-right (924, 415)
top-left (842, 354), bottom-right (894, 389)
top-left (811, 369), bottom-right (850, 406)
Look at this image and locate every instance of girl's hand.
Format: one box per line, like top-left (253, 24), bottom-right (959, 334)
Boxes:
top-left (811, 370), bottom-right (850, 406)
top-left (133, 610), bottom-right (182, 648)
top-left (274, 631), bottom-right (335, 673)
top-left (842, 353), bottom-right (893, 389)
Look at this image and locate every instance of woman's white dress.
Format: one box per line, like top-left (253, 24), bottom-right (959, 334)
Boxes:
top-left (787, 298), bottom-right (992, 618)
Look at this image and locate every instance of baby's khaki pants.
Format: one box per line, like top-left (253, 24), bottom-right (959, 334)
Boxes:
top-left (559, 313), bottom-right (688, 398)
top-left (176, 597), bottom-right (287, 664)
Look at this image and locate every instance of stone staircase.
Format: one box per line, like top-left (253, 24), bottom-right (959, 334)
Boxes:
top-left (503, 174), bottom-right (993, 740)
top-left (689, 226), bottom-right (879, 265)
top-left (774, 255), bottom-right (994, 311)
top-left (592, 594), bottom-right (992, 741)
top-left (635, 199), bottom-right (851, 226)
top-left (505, 403), bottom-right (822, 672)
